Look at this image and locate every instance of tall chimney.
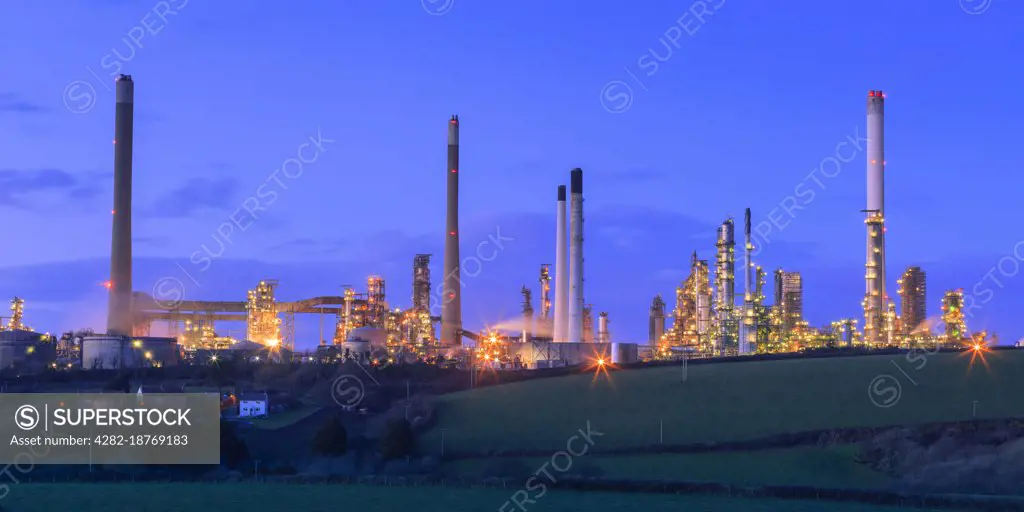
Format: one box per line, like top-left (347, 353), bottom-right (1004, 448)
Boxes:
top-left (568, 168), bottom-right (584, 343)
top-left (441, 115), bottom-right (462, 346)
top-left (553, 185), bottom-right (568, 342)
top-left (107, 74), bottom-right (134, 337)
top-left (864, 90), bottom-right (886, 345)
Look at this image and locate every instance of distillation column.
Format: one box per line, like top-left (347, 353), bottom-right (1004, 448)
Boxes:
top-left (740, 208), bottom-right (755, 354)
top-left (715, 218), bottom-right (736, 355)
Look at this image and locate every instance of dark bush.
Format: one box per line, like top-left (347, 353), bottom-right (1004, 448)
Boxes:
top-left (380, 418), bottom-right (415, 461)
top-left (104, 372), bottom-right (131, 392)
top-left (220, 421), bottom-right (249, 469)
top-left (312, 416), bottom-right (348, 456)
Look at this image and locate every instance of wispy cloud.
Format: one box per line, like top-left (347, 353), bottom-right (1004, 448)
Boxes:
top-left (142, 177), bottom-right (240, 218)
top-left (0, 169), bottom-right (106, 210)
top-left (0, 93), bottom-right (47, 114)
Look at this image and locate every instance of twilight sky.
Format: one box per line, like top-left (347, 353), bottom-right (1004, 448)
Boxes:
top-left (1, 0), bottom-right (1022, 347)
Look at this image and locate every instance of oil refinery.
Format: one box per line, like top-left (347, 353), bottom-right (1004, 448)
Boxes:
top-left (0, 80), bottom-right (1005, 374)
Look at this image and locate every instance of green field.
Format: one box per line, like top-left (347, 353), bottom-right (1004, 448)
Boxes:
top-left (446, 445), bottom-right (894, 490)
top-left (250, 404), bottom-right (322, 429)
top-left (1, 484), bottom-right (956, 512)
top-left (422, 351), bottom-right (1024, 454)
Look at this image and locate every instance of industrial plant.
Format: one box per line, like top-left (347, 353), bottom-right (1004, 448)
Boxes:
top-left (0, 80), bottom-right (1002, 375)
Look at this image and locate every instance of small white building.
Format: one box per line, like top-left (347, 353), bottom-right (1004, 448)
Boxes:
top-left (238, 392), bottom-right (268, 418)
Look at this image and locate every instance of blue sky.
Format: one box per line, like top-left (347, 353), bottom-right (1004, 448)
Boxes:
top-left (1, 0), bottom-right (1022, 347)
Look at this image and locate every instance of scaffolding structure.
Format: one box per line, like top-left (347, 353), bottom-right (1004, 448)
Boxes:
top-left (4, 297), bottom-right (27, 331)
top-left (664, 252), bottom-right (713, 354)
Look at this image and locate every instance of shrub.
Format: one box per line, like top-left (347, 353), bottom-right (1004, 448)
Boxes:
top-left (312, 416), bottom-right (349, 456)
top-left (380, 418), bottom-right (415, 461)
top-left (220, 421), bottom-right (249, 469)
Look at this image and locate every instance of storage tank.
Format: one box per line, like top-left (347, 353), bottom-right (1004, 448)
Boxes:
top-left (0, 330), bottom-right (56, 372)
top-left (343, 327), bottom-right (388, 362)
top-left (82, 335), bottom-right (178, 369)
top-left (610, 342), bottom-right (638, 364)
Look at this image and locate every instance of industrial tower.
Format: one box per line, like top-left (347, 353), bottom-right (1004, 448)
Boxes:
top-left (715, 218), bottom-right (737, 355)
top-left (649, 295), bottom-right (666, 344)
top-left (553, 186), bottom-right (568, 342)
top-left (107, 74), bottom-right (134, 337)
top-left (441, 115), bottom-right (462, 346)
top-left (740, 208), bottom-right (756, 354)
top-left (941, 289), bottom-right (967, 343)
top-left (520, 286), bottom-right (533, 343)
top-left (538, 264), bottom-right (551, 337)
top-left (568, 169), bottom-right (585, 343)
top-left (897, 266), bottom-right (926, 336)
top-left (863, 90), bottom-right (888, 345)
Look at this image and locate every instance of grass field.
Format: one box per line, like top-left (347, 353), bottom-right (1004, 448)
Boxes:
top-left (1, 484), bottom-right (956, 512)
top-left (250, 405), bottom-right (322, 430)
top-left (445, 445), bottom-right (894, 490)
top-left (422, 351), bottom-right (1024, 454)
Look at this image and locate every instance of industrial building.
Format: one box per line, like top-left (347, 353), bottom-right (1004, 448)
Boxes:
top-left (941, 289), bottom-right (968, 343)
top-left (898, 266), bottom-right (927, 336)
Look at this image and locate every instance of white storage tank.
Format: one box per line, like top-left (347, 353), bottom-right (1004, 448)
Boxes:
top-left (610, 342), bottom-right (638, 364)
top-left (82, 335), bottom-right (179, 369)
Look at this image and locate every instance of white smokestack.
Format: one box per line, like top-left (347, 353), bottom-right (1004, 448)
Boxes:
top-left (553, 185), bottom-right (568, 342)
top-left (568, 168), bottom-right (584, 343)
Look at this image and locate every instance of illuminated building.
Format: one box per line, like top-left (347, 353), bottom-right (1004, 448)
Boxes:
top-left (897, 266), bottom-right (926, 336)
top-left (246, 280), bottom-right (281, 347)
top-left (664, 252), bottom-right (713, 353)
top-left (941, 289), bottom-right (967, 343)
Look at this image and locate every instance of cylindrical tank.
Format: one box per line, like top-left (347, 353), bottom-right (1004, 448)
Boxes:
top-left (340, 340), bottom-right (371, 362)
top-left (610, 342), bottom-right (637, 364)
top-left (82, 335), bottom-right (178, 369)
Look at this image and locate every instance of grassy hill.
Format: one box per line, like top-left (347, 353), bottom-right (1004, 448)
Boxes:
top-left (421, 350), bottom-right (1024, 454)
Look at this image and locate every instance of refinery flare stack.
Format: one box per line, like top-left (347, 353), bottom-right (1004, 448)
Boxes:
top-left (441, 115), bottom-right (462, 347)
top-left (107, 74), bottom-right (134, 337)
